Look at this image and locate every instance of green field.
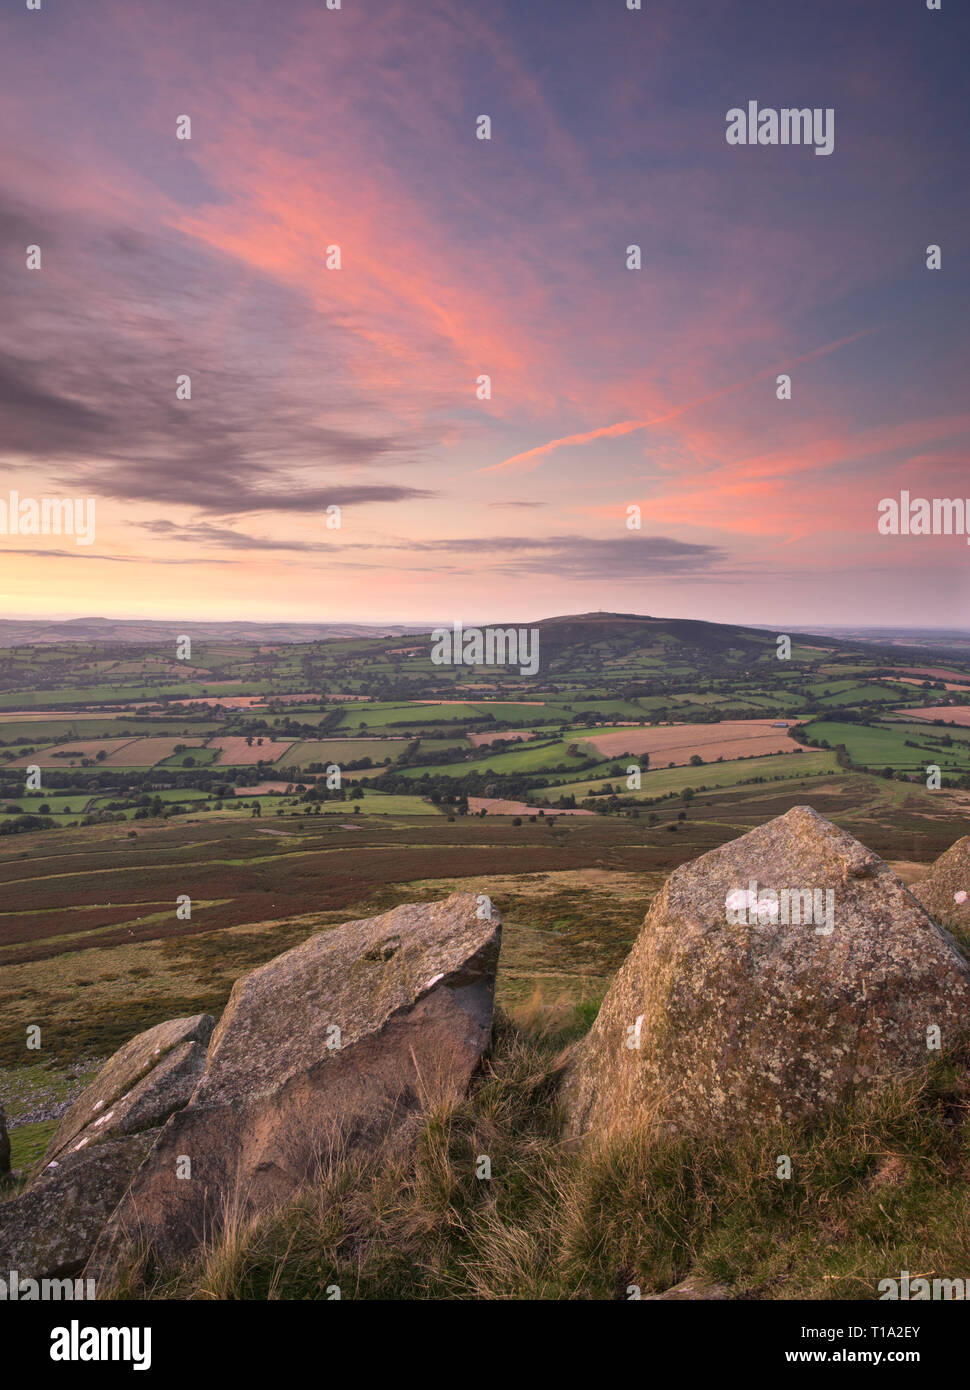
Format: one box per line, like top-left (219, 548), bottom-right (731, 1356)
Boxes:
top-left (884, 720), bottom-right (970, 743)
top-left (0, 684), bottom-right (269, 707)
top-left (816, 682), bottom-right (913, 706)
top-left (391, 738), bottom-right (591, 781)
top-left (353, 793), bottom-right (443, 815)
top-left (537, 749), bottom-right (838, 802)
top-left (158, 746), bottom-right (221, 767)
top-left (803, 720), bottom-right (970, 773)
top-left (0, 793), bottom-right (94, 814)
top-left (335, 702), bottom-right (483, 730)
top-left (276, 738), bottom-right (410, 767)
top-left (0, 717), bottom-right (220, 743)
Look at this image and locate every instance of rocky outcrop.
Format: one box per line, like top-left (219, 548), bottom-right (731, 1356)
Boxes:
top-left (87, 892), bottom-right (501, 1282)
top-left (562, 807), bottom-right (970, 1142)
top-left (0, 1015), bottom-right (212, 1282)
top-left (42, 1014), bottom-right (213, 1168)
top-left (910, 837), bottom-right (970, 950)
top-left (0, 1134), bottom-right (157, 1280)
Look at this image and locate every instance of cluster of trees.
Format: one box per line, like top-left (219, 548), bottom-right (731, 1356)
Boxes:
top-left (0, 813), bottom-right (55, 836)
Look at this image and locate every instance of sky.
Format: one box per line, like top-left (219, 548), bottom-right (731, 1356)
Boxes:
top-left (0, 0), bottom-right (968, 628)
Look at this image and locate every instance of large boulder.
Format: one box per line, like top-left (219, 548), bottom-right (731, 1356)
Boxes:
top-left (909, 837), bottom-right (970, 950)
top-left (562, 807), bottom-right (970, 1142)
top-left (87, 892), bottom-right (501, 1281)
top-left (0, 1014), bottom-right (213, 1282)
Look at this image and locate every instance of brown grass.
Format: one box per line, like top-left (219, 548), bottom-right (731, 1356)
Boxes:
top-left (115, 1019), bottom-right (970, 1303)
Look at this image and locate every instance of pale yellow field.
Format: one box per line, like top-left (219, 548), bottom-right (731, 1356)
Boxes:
top-left (577, 719), bottom-right (801, 765)
top-left (209, 736), bottom-right (295, 764)
top-left (900, 706), bottom-right (970, 725)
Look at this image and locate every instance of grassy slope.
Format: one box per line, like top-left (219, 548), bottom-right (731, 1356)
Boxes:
top-left (122, 1012), bottom-right (970, 1302)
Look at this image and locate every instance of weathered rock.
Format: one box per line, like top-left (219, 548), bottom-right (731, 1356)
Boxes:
top-left (0, 1104), bottom-right (9, 1177)
top-left (562, 807), bottom-right (970, 1142)
top-left (0, 1014), bottom-right (214, 1281)
top-left (0, 1133), bottom-right (156, 1281)
top-left (43, 1014), bottom-right (214, 1168)
top-left (910, 837), bottom-right (970, 952)
top-left (87, 893), bottom-right (501, 1281)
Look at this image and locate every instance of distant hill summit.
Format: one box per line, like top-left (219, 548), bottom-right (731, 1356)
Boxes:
top-left (510, 611), bottom-right (845, 667)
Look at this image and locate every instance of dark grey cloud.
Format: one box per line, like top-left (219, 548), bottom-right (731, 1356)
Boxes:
top-left (0, 545), bottom-right (238, 564)
top-left (390, 533), bottom-right (725, 579)
top-left (0, 193), bottom-right (431, 516)
top-left (0, 351), bottom-right (111, 452)
top-left (487, 500), bottom-right (546, 509)
top-left (127, 525), bottom-right (721, 577)
top-left (142, 520), bottom-right (341, 551)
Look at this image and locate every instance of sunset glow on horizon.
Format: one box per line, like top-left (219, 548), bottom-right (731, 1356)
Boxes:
top-left (1, 0), bottom-right (967, 627)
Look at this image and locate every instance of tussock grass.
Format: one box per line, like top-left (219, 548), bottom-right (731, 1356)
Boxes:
top-left (121, 1014), bottom-right (970, 1301)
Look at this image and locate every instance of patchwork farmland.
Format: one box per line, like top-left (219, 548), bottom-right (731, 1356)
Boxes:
top-left (2, 614), bottom-right (970, 841)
